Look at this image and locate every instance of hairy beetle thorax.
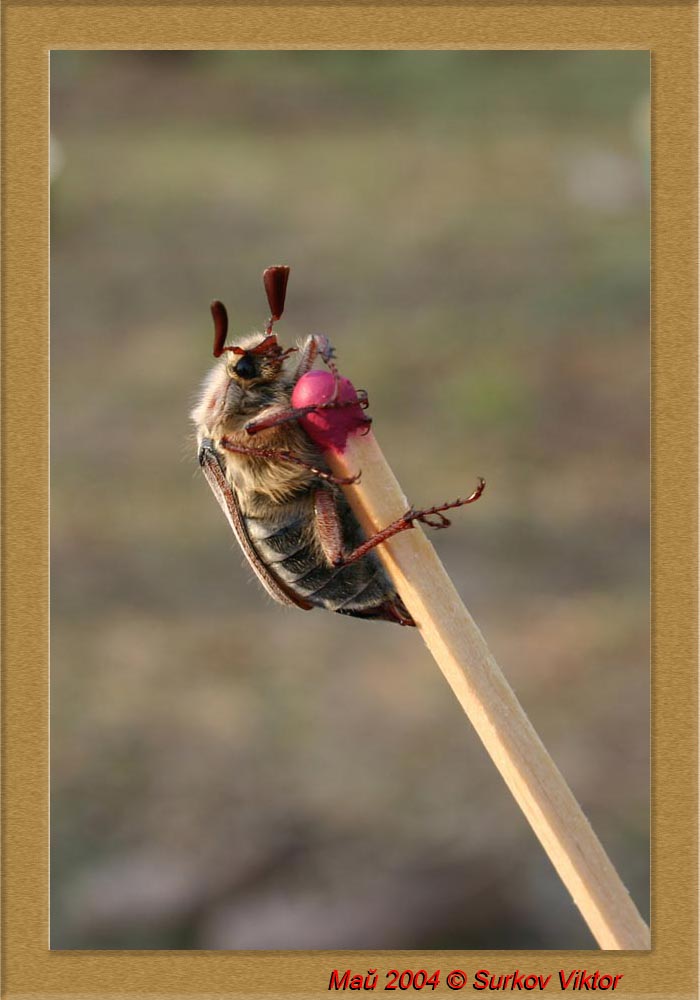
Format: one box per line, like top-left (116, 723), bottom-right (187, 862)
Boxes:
top-left (220, 416), bottom-right (321, 507)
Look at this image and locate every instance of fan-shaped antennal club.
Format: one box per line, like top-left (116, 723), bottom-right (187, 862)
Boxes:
top-left (263, 265), bottom-right (290, 332)
top-left (211, 300), bottom-right (229, 357)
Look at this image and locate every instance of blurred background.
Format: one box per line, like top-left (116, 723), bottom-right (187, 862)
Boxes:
top-left (50, 51), bottom-right (649, 950)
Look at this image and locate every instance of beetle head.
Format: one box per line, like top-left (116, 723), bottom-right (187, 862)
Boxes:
top-left (209, 265), bottom-right (296, 382)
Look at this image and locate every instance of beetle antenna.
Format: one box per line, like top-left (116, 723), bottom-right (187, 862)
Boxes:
top-left (211, 300), bottom-right (229, 357)
top-left (263, 265), bottom-right (290, 335)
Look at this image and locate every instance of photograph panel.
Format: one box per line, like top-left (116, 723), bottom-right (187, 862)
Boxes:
top-left (50, 50), bottom-right (650, 950)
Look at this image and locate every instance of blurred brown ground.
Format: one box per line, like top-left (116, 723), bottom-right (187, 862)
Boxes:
top-left (50, 50), bottom-right (649, 949)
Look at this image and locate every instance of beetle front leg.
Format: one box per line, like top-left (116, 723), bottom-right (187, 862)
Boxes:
top-left (244, 391), bottom-right (370, 436)
top-left (293, 333), bottom-right (340, 383)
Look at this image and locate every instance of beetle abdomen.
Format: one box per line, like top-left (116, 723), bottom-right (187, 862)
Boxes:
top-left (244, 512), bottom-right (411, 620)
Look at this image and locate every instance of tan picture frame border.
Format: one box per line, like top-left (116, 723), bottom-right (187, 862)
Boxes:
top-left (2, 3), bottom-right (697, 997)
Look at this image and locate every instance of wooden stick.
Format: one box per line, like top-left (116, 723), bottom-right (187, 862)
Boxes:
top-left (286, 355), bottom-right (651, 949)
top-left (326, 428), bottom-right (650, 950)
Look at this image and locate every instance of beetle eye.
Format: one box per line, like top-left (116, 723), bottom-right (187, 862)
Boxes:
top-left (233, 354), bottom-right (257, 380)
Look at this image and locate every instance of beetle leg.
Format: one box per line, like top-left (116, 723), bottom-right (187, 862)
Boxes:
top-left (244, 406), bottom-right (310, 434)
top-left (294, 333), bottom-right (348, 402)
top-left (313, 488), bottom-right (346, 565)
top-left (335, 479), bottom-right (486, 566)
top-left (287, 332), bottom-right (370, 417)
top-left (244, 391), bottom-right (370, 435)
top-left (219, 436), bottom-right (360, 486)
top-left (293, 333), bottom-right (340, 382)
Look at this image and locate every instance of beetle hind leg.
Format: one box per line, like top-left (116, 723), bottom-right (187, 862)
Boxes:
top-left (333, 479), bottom-right (486, 567)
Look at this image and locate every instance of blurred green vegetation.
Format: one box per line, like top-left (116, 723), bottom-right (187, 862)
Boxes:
top-left (50, 51), bottom-right (649, 950)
